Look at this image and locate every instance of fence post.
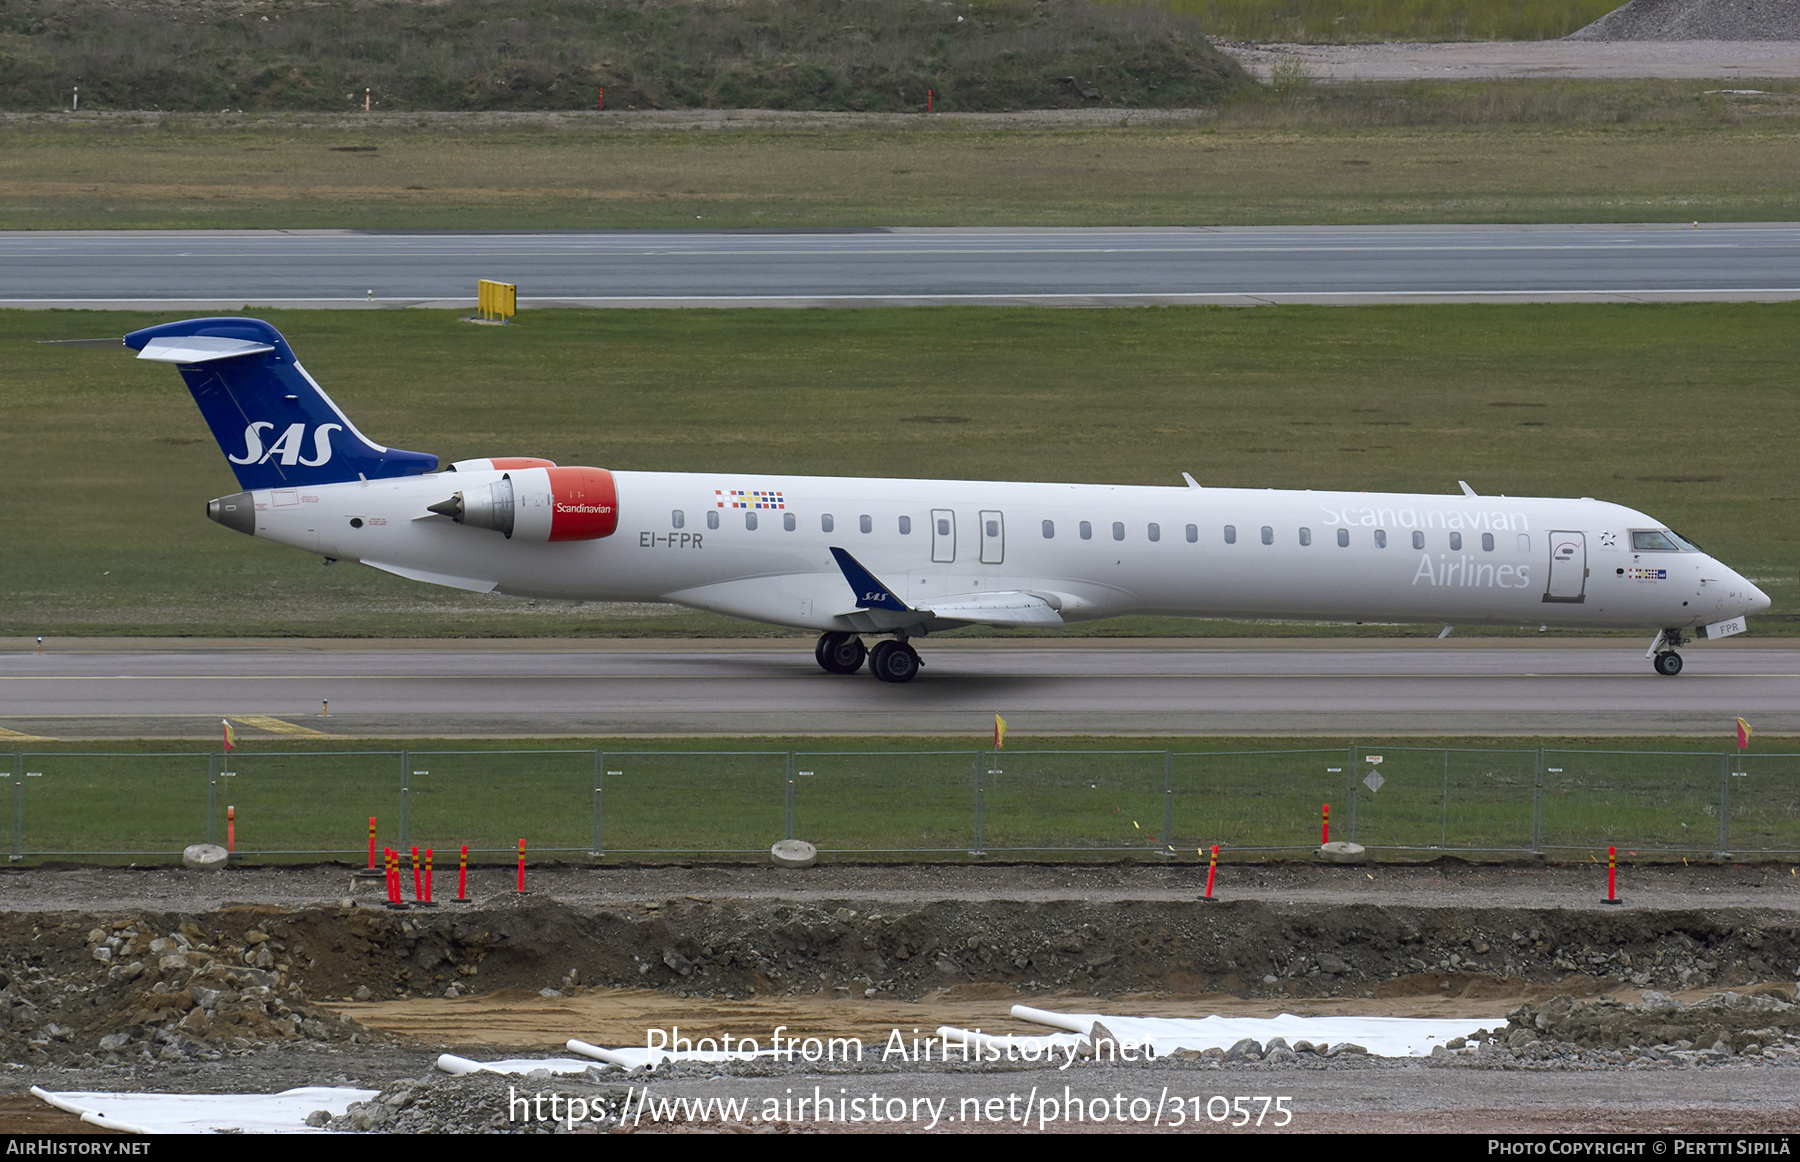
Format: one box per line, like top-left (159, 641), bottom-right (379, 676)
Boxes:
top-left (1162, 750), bottom-right (1174, 856)
top-left (1718, 753), bottom-right (1731, 857)
top-left (785, 752), bottom-right (796, 841)
top-left (1347, 745), bottom-right (1359, 843)
top-left (591, 749), bottom-right (602, 858)
top-left (1531, 749), bottom-right (1544, 855)
top-left (9, 753), bottom-right (19, 862)
top-left (207, 752), bottom-right (217, 847)
top-left (972, 751), bottom-right (986, 857)
top-left (1440, 749), bottom-right (1450, 848)
top-left (399, 750), bottom-right (410, 852)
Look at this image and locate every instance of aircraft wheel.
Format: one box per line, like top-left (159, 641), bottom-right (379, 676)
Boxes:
top-left (815, 632), bottom-right (866, 675)
top-left (869, 639), bottom-right (922, 684)
top-left (1653, 650), bottom-right (1684, 677)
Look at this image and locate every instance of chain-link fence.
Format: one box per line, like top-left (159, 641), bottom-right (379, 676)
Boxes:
top-left (1, 745), bottom-right (1792, 861)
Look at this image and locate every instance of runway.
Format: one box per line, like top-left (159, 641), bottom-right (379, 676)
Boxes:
top-left (4, 224), bottom-right (1799, 310)
top-left (3, 641), bottom-right (1794, 739)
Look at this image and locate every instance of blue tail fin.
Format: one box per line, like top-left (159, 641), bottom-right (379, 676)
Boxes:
top-left (126, 318), bottom-right (437, 489)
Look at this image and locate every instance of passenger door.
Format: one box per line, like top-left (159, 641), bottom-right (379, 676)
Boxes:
top-left (1543, 531), bottom-right (1587, 603)
top-left (931, 509), bottom-right (956, 563)
top-left (980, 510), bottom-right (1005, 564)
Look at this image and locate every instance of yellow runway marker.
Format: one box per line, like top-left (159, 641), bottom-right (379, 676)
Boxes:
top-left (0, 726), bottom-right (55, 741)
top-left (233, 715), bottom-right (335, 738)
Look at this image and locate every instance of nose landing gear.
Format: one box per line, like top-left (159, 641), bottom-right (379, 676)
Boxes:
top-left (814, 631), bottom-right (867, 675)
top-left (1648, 628), bottom-right (1685, 677)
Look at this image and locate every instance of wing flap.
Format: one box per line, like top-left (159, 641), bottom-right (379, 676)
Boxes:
top-left (923, 591), bottom-right (1065, 628)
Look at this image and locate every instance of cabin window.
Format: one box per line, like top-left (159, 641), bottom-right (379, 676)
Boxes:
top-left (1299, 527), bottom-right (1312, 546)
top-left (1224, 525), bottom-right (1237, 545)
top-left (1112, 522), bottom-right (1125, 542)
top-left (1481, 532), bottom-right (1495, 552)
top-left (1337, 528), bottom-right (1349, 548)
top-left (1449, 531), bottom-right (1463, 551)
top-left (1260, 526), bottom-right (1273, 546)
top-left (1080, 521), bottom-right (1093, 540)
top-left (1374, 529), bottom-right (1387, 548)
top-left (745, 511), bottom-right (758, 530)
top-left (986, 519), bottom-right (1000, 538)
top-left (821, 514), bottom-right (834, 533)
top-left (1043, 520), bottom-right (1055, 539)
top-left (784, 512), bottom-right (797, 532)
top-left (706, 510), bottom-right (720, 530)
top-left (1412, 531), bottom-right (1424, 550)
top-left (898, 515), bottom-right (912, 535)
top-left (1147, 523), bottom-right (1161, 542)
top-left (860, 514), bottom-right (872, 534)
top-left (1518, 533), bottom-right (1530, 552)
top-left (1186, 524), bottom-right (1198, 543)
top-left (671, 510), bottom-right (685, 529)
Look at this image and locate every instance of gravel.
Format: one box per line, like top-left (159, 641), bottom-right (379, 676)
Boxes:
top-left (1569, 0), bottom-right (1800, 42)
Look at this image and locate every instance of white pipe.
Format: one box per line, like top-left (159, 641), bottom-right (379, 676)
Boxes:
top-left (567, 1038), bottom-right (646, 1070)
top-left (1010, 1004), bottom-right (1094, 1034)
top-left (435, 1054), bottom-right (485, 1075)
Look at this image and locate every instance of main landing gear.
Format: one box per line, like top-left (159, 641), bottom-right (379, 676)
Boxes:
top-left (1648, 628), bottom-right (1685, 677)
top-left (813, 632), bottom-right (923, 683)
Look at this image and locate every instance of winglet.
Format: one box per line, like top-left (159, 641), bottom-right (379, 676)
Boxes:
top-left (1182, 472), bottom-right (1202, 489)
top-left (828, 547), bottom-right (910, 612)
top-left (1458, 480), bottom-right (1478, 497)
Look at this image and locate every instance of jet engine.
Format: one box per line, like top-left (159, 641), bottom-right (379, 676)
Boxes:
top-left (428, 466), bottom-right (617, 542)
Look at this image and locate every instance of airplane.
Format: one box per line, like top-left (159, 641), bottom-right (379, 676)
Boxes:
top-left (126, 316), bottom-right (1771, 683)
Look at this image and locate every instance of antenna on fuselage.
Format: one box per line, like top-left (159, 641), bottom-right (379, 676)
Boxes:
top-left (1182, 472), bottom-right (1202, 489)
top-left (1458, 481), bottom-right (1478, 497)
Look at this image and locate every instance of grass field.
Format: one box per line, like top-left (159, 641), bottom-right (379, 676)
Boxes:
top-left (4, 87), bottom-right (1798, 229)
top-left (5, 302), bottom-right (1797, 638)
top-left (4, 735), bottom-right (1791, 862)
top-left (1138, 0), bottom-right (1624, 42)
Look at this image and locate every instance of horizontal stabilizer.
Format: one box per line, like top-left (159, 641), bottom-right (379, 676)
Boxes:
top-left (137, 336), bottom-right (275, 364)
top-left (364, 559), bottom-right (498, 594)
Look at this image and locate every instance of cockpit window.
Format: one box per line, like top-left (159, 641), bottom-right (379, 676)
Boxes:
top-left (1631, 530), bottom-right (1682, 551)
top-left (1667, 529), bottom-right (1704, 552)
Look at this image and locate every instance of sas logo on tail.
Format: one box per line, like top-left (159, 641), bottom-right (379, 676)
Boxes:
top-left (228, 421), bottom-right (343, 467)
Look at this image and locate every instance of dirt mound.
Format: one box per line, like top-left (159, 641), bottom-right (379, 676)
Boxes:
top-left (1504, 989), bottom-right (1800, 1056)
top-left (1569, 0), bottom-right (1800, 41)
top-left (6, 895), bottom-right (1800, 1069)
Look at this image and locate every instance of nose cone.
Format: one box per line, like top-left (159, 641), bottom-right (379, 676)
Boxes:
top-left (1748, 580), bottom-right (1772, 615)
top-left (207, 492), bottom-right (256, 537)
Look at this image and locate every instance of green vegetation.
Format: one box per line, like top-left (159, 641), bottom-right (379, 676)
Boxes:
top-left (4, 89), bottom-right (1797, 230)
top-left (3, 303), bottom-right (1797, 639)
top-left (0, 0), bottom-right (1244, 114)
top-left (1128, 0), bottom-right (1624, 43)
top-left (6, 736), bottom-right (1792, 862)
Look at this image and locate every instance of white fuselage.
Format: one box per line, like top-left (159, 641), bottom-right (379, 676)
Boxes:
top-left (235, 470), bottom-right (1769, 634)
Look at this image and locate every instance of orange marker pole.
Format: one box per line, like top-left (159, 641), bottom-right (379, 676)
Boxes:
top-left (367, 816), bottom-right (377, 871)
top-left (1322, 803), bottom-right (1330, 846)
top-left (517, 838), bottom-right (526, 894)
top-left (424, 849), bottom-right (433, 904)
top-left (227, 805), bottom-right (235, 854)
top-left (598, 87), bottom-right (604, 111)
top-left (1203, 845), bottom-right (1219, 901)
top-left (1603, 845), bottom-right (1621, 905)
top-left (410, 846), bottom-right (422, 901)
top-left (364, 87), bottom-right (370, 112)
top-left (457, 845), bottom-right (469, 903)
top-left (927, 88), bottom-right (933, 113)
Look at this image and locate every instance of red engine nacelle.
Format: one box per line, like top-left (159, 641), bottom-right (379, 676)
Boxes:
top-left (428, 465), bottom-right (618, 542)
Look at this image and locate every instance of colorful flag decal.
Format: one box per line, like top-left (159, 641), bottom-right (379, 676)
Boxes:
top-left (715, 489), bottom-right (785, 510)
top-left (994, 714), bottom-right (1007, 749)
top-left (222, 719), bottom-right (236, 752)
top-left (1738, 717), bottom-right (1752, 750)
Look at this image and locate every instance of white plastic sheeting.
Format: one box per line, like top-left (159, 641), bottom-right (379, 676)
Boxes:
top-left (31, 1085), bottom-right (377, 1134)
top-left (948, 1005), bottom-right (1506, 1059)
top-left (435, 1054), bottom-right (614, 1076)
